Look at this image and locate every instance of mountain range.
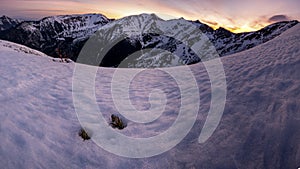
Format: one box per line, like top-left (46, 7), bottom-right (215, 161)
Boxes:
top-left (0, 13), bottom-right (298, 67)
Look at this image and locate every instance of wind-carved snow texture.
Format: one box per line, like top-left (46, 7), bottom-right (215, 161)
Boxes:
top-left (0, 24), bottom-right (300, 168)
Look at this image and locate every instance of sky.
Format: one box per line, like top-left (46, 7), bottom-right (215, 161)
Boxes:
top-left (1, 0), bottom-right (299, 33)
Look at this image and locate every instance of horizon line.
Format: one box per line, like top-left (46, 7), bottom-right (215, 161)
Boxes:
top-left (1, 12), bottom-right (298, 33)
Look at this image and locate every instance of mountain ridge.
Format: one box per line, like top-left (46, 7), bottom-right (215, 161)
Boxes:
top-left (0, 15), bottom-right (22, 31)
top-left (0, 13), bottom-right (298, 67)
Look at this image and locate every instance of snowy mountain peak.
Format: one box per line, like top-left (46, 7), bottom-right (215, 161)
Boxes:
top-left (0, 15), bottom-right (9, 20)
top-left (190, 20), bottom-right (215, 34)
top-left (39, 13), bottom-right (110, 39)
top-left (132, 13), bottom-right (161, 20)
top-left (254, 20), bottom-right (299, 37)
top-left (0, 15), bottom-right (18, 21)
top-left (0, 15), bottom-right (21, 31)
top-left (189, 19), bottom-right (299, 56)
top-left (0, 13), bottom-right (112, 60)
top-left (215, 27), bottom-right (233, 38)
top-left (101, 13), bottom-right (207, 39)
top-left (40, 13), bottom-right (110, 26)
top-left (81, 13), bottom-right (208, 67)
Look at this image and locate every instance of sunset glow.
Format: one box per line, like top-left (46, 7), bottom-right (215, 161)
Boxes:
top-left (1, 0), bottom-right (299, 33)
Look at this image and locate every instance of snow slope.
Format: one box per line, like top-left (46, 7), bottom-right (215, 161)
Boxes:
top-left (0, 24), bottom-right (300, 168)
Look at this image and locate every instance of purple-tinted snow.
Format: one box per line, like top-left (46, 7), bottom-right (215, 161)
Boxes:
top-left (0, 24), bottom-right (299, 168)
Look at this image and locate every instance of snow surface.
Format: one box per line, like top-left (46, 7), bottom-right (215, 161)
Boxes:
top-left (0, 24), bottom-right (300, 168)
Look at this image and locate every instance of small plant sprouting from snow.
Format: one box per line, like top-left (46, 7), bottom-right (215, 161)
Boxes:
top-left (78, 114), bottom-right (126, 141)
top-left (79, 128), bottom-right (91, 141)
top-left (110, 114), bottom-right (126, 130)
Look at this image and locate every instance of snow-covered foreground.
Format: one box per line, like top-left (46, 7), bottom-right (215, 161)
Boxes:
top-left (0, 24), bottom-right (299, 168)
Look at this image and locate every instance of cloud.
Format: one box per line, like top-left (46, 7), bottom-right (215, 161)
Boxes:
top-left (249, 19), bottom-right (266, 29)
top-left (268, 15), bottom-right (290, 22)
top-left (202, 19), bottom-right (218, 26)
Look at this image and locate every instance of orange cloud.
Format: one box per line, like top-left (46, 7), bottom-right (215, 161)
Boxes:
top-left (1, 0), bottom-right (299, 32)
